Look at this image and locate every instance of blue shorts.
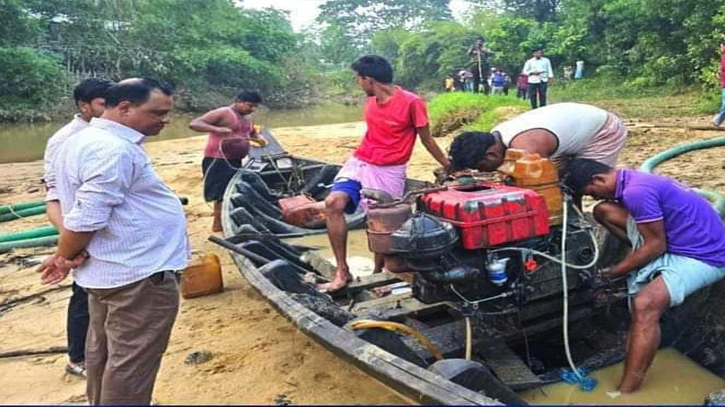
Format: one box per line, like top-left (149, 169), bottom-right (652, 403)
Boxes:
top-left (626, 217), bottom-right (725, 307)
top-left (330, 178), bottom-right (362, 214)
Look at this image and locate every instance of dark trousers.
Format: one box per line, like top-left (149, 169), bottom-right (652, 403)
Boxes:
top-left (473, 73), bottom-right (491, 95)
top-left (516, 87), bottom-right (527, 100)
top-left (68, 282), bottom-right (89, 364)
top-left (529, 82), bottom-right (548, 109)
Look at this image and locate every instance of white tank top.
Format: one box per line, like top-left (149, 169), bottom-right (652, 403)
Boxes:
top-left (493, 103), bottom-right (608, 162)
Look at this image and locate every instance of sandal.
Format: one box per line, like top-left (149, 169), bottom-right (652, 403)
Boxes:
top-left (65, 363), bottom-right (87, 378)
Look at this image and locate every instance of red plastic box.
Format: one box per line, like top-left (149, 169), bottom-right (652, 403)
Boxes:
top-left (418, 182), bottom-right (550, 249)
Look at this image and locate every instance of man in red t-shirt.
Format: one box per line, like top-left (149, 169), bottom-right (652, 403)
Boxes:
top-left (318, 55), bottom-right (450, 292)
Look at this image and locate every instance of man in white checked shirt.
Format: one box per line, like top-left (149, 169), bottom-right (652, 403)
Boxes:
top-left (37, 78), bottom-right (189, 405)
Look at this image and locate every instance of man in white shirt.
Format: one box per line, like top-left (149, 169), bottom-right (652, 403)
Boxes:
top-left (43, 77), bottom-right (113, 379)
top-left (37, 78), bottom-right (189, 405)
top-left (522, 47), bottom-right (554, 109)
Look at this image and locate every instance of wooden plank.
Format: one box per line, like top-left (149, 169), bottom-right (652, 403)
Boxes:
top-left (382, 301), bottom-right (452, 321)
top-left (351, 292), bottom-right (413, 313)
top-left (479, 343), bottom-right (542, 391)
top-left (330, 272), bottom-right (402, 298)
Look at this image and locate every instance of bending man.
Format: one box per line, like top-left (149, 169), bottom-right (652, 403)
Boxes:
top-left (448, 102), bottom-right (627, 172)
top-left (320, 55), bottom-right (450, 292)
top-left (563, 159), bottom-right (725, 393)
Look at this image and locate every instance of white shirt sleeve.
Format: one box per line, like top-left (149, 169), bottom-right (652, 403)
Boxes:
top-left (546, 59), bottom-right (554, 79)
top-left (522, 59), bottom-right (532, 75)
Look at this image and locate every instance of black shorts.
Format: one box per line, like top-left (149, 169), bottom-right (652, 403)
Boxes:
top-left (201, 157), bottom-right (242, 202)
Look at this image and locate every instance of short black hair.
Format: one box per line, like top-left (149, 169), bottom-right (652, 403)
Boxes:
top-left (73, 78), bottom-right (113, 104)
top-left (236, 90), bottom-right (262, 103)
top-left (533, 46), bottom-right (544, 53)
top-left (449, 131), bottom-right (497, 170)
top-left (561, 158), bottom-right (613, 194)
top-left (104, 77), bottom-right (174, 108)
top-left (351, 55), bottom-right (393, 84)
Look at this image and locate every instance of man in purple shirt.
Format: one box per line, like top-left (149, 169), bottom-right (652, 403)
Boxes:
top-left (563, 158), bottom-right (725, 394)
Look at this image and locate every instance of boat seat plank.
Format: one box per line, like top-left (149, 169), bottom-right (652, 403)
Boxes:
top-left (351, 292), bottom-right (413, 313)
top-left (331, 272), bottom-right (402, 298)
top-left (479, 343), bottom-right (542, 391)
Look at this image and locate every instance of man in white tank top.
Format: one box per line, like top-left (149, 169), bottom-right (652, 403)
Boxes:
top-left (448, 102), bottom-right (627, 172)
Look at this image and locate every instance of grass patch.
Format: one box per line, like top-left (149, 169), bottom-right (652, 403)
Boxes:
top-left (549, 77), bottom-right (712, 119)
top-left (428, 92), bottom-right (528, 137)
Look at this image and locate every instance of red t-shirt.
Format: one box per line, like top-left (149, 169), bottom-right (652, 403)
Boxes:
top-left (720, 54), bottom-right (725, 88)
top-left (354, 87), bottom-right (429, 166)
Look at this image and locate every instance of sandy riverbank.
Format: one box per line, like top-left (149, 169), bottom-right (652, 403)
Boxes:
top-left (0, 117), bottom-right (723, 404)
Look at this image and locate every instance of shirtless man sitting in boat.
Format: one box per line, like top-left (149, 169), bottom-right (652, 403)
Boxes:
top-left (563, 159), bottom-right (725, 394)
top-left (447, 102), bottom-right (627, 173)
top-left (319, 55), bottom-right (450, 293)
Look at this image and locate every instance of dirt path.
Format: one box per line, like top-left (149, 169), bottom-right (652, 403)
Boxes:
top-left (0, 116), bottom-right (723, 404)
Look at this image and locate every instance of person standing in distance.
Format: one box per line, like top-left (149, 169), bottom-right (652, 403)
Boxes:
top-left (522, 47), bottom-right (554, 109)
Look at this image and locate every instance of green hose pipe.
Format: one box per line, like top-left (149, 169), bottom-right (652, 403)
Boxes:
top-left (0, 205), bottom-right (47, 222)
top-left (0, 235), bottom-right (58, 254)
top-left (0, 226), bottom-right (59, 243)
top-left (0, 200), bottom-right (46, 215)
top-left (639, 136), bottom-right (725, 218)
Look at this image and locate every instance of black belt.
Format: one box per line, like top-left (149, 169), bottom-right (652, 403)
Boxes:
top-left (149, 270), bottom-right (180, 284)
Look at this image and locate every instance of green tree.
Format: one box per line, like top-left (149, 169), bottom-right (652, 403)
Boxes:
top-left (317, 0), bottom-right (453, 48)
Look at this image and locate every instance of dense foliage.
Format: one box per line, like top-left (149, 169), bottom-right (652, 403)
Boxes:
top-left (0, 0), bottom-right (318, 119)
top-left (318, 0), bottom-right (725, 94)
top-left (2, 0), bottom-right (724, 121)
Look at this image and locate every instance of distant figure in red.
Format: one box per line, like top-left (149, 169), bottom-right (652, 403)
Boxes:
top-left (516, 74), bottom-right (528, 100)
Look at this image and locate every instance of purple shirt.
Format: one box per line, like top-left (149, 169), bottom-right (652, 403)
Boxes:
top-left (615, 169), bottom-right (725, 267)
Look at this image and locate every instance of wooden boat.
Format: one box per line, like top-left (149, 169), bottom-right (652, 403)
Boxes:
top-left (213, 134), bottom-right (725, 405)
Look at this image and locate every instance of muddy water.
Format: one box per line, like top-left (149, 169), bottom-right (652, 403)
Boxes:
top-left (285, 230), bottom-right (376, 277)
top-left (521, 348), bottom-right (725, 405)
top-left (1, 102), bottom-right (362, 164)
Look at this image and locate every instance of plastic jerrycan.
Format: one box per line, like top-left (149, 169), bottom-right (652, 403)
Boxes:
top-left (498, 149), bottom-right (563, 225)
top-left (180, 251), bottom-right (224, 299)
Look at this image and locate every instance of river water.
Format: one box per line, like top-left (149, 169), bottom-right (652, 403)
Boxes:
top-left (0, 102), bottom-right (363, 164)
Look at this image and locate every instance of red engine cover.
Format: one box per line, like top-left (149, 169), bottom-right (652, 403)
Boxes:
top-left (418, 182), bottom-right (550, 249)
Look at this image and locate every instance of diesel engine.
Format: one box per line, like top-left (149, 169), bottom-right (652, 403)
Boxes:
top-left (366, 150), bottom-right (600, 323)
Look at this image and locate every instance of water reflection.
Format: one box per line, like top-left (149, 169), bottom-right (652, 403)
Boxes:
top-left (0, 102), bottom-right (363, 164)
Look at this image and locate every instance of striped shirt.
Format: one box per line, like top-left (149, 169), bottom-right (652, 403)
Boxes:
top-left (53, 118), bottom-right (189, 289)
top-left (43, 114), bottom-right (89, 201)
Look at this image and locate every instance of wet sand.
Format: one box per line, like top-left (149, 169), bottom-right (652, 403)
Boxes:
top-left (0, 117), bottom-right (723, 404)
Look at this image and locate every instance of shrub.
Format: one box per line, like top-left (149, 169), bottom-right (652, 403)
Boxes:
top-left (428, 92), bottom-right (528, 137)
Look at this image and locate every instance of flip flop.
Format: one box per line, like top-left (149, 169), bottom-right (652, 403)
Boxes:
top-left (65, 363), bottom-right (87, 378)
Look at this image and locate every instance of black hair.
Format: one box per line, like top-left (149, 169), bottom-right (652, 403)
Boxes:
top-left (448, 131), bottom-right (497, 170)
top-left (533, 46), bottom-right (544, 53)
top-left (351, 55), bottom-right (393, 84)
top-left (561, 158), bottom-right (613, 194)
top-left (73, 78), bottom-right (113, 104)
top-left (235, 89), bottom-right (262, 103)
top-left (104, 77), bottom-right (174, 108)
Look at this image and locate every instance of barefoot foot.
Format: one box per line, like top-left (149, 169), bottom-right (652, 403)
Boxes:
top-left (317, 272), bottom-right (352, 293)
